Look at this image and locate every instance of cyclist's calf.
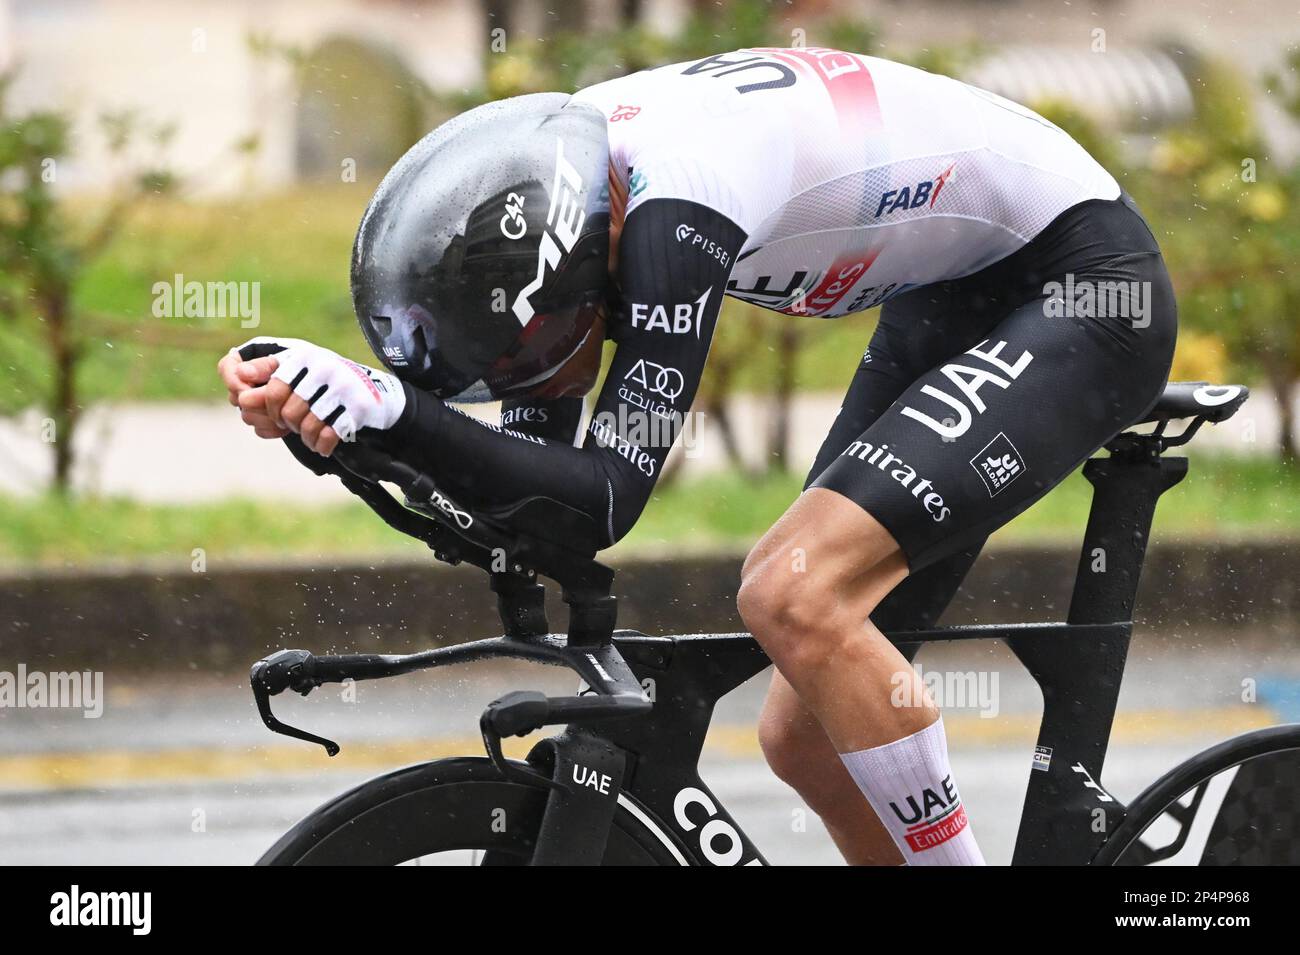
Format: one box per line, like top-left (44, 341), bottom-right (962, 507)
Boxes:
top-left (739, 488), bottom-right (966, 863)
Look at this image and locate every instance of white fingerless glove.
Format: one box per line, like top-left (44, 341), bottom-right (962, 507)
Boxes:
top-left (235, 334), bottom-right (318, 365)
top-left (267, 341), bottom-right (407, 442)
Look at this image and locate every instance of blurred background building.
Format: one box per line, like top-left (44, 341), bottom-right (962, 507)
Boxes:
top-left (2, 0), bottom-right (1298, 505)
top-left (2, 0), bottom-right (1299, 195)
top-left (3, 3), bottom-right (1298, 870)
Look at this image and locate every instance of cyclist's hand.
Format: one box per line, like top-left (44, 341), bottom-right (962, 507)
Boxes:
top-left (218, 339), bottom-right (297, 439)
top-left (262, 342), bottom-right (407, 457)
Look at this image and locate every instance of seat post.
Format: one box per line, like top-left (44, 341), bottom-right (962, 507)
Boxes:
top-left (1065, 443), bottom-right (1188, 627)
top-left (564, 589), bottom-right (619, 647)
top-left (1009, 438), bottom-right (1187, 864)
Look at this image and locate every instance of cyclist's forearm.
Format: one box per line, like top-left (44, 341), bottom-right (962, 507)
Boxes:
top-left (377, 384), bottom-right (616, 532)
top-left (372, 196), bottom-right (746, 547)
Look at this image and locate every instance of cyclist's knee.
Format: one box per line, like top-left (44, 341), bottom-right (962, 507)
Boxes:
top-left (739, 559), bottom-right (821, 636)
top-left (737, 560), bottom-right (797, 633)
top-left (739, 561), bottom-right (854, 671)
top-left (740, 558), bottom-right (897, 667)
top-left (740, 492), bottom-right (907, 671)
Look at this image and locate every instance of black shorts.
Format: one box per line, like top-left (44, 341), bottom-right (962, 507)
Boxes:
top-left (809, 194), bottom-right (1177, 576)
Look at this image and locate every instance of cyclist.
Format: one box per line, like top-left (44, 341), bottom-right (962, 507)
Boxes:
top-left (219, 48), bottom-right (1176, 866)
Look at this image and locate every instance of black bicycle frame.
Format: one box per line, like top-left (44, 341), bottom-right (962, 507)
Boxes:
top-left (1007, 445), bottom-right (1187, 864)
top-left (579, 439), bottom-right (1189, 866)
top-left (251, 426), bottom-right (1195, 865)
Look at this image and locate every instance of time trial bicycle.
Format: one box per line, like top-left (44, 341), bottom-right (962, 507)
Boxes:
top-left (251, 380), bottom-right (1300, 865)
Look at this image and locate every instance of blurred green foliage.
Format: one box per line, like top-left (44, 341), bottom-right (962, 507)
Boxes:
top-left (483, 0), bottom-right (880, 99)
top-left (0, 75), bottom-right (179, 489)
top-left (5, 0), bottom-right (1300, 504)
top-left (0, 185), bottom-right (372, 414)
top-left (1160, 59), bottom-right (1300, 461)
top-left (2, 452), bottom-right (1295, 568)
top-left (1027, 58), bottom-right (1300, 462)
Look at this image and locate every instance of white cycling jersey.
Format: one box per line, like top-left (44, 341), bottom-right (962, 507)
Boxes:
top-left (573, 47), bottom-right (1120, 317)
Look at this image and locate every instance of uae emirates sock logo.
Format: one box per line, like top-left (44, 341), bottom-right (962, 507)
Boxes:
top-left (889, 775), bottom-right (969, 851)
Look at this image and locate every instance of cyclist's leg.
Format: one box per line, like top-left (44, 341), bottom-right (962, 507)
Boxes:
top-left (758, 555), bottom-right (982, 864)
top-left (741, 220), bottom-right (1177, 865)
top-left (757, 308), bottom-right (987, 864)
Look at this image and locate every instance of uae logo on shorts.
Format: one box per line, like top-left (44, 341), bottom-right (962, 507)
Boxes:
top-left (971, 432), bottom-right (1025, 498)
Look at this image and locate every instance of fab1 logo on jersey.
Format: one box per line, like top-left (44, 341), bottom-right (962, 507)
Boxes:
top-left (900, 338), bottom-right (1034, 440)
top-left (629, 288), bottom-right (713, 338)
top-left (875, 162), bottom-right (955, 217)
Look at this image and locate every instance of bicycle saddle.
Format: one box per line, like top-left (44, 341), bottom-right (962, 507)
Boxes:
top-left (1134, 381), bottom-right (1249, 425)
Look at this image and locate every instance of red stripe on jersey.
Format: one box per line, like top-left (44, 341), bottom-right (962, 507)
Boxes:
top-left (753, 47), bottom-right (882, 135)
top-left (783, 249), bottom-right (880, 316)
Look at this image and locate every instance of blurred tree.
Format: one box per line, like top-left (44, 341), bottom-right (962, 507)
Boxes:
top-left (1027, 98), bottom-right (1124, 174)
top-left (620, 0), bottom-right (645, 24)
top-left (1036, 71), bottom-right (1300, 463)
top-left (481, 0), bottom-right (513, 36)
top-left (291, 36), bottom-right (428, 181)
top-left (1136, 59), bottom-right (1300, 463)
top-left (0, 75), bottom-right (177, 492)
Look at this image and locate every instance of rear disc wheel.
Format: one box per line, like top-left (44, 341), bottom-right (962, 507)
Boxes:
top-left (1095, 725), bottom-right (1300, 865)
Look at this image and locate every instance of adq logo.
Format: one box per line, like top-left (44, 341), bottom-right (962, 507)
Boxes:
top-left (624, 359), bottom-right (684, 400)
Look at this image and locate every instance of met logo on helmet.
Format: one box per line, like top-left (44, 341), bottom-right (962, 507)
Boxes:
top-left (512, 138), bottom-right (588, 326)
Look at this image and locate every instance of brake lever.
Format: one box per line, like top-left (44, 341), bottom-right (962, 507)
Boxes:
top-left (479, 693), bottom-right (564, 793)
top-left (249, 650), bottom-right (341, 756)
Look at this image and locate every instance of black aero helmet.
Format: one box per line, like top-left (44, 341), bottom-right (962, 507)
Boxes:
top-left (351, 93), bottom-right (611, 402)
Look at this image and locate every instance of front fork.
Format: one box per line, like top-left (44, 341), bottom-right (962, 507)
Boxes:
top-left (522, 730), bottom-right (627, 866)
top-left (475, 691), bottom-right (630, 865)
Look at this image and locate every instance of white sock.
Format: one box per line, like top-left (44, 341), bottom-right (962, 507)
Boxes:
top-left (840, 717), bottom-right (986, 866)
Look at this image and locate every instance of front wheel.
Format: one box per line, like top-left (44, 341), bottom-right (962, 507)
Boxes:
top-left (1094, 724), bottom-right (1300, 865)
top-left (258, 756), bottom-right (688, 865)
